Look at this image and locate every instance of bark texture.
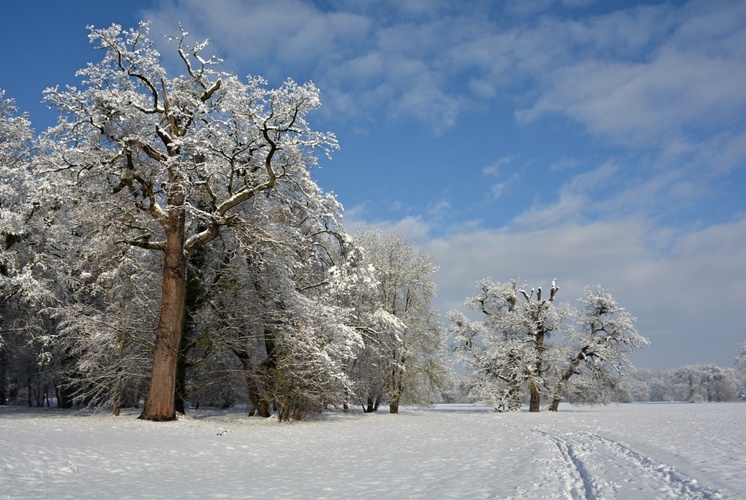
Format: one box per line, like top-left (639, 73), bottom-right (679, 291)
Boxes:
top-left (140, 207), bottom-right (187, 421)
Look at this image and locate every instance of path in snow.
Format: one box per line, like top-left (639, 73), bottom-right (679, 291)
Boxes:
top-left (532, 428), bottom-right (720, 499)
top-left (0, 403), bottom-right (742, 499)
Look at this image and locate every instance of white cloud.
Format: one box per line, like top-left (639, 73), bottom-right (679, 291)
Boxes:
top-left (483, 155), bottom-right (516, 176)
top-left (342, 204), bottom-right (433, 243)
top-left (549, 157), bottom-right (582, 171)
top-left (512, 191), bottom-right (587, 228)
top-left (423, 215), bottom-right (746, 369)
top-left (517, 49), bottom-right (746, 146)
top-left (144, 0), bottom-right (746, 147)
top-left (146, 0), bottom-right (371, 76)
top-left (514, 2), bottom-right (746, 149)
top-left (509, 162), bottom-right (617, 228)
top-left (490, 183), bottom-right (506, 199)
top-left (426, 219), bottom-right (652, 315)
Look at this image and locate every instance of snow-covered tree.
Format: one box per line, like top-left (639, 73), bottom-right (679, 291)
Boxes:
top-left (450, 279), bottom-right (647, 412)
top-left (228, 237), bottom-right (362, 419)
top-left (53, 243), bottom-right (160, 413)
top-left (0, 90), bottom-right (55, 406)
top-left (623, 363), bottom-right (742, 404)
top-left (42, 23), bottom-right (338, 420)
top-left (701, 364), bottom-right (738, 402)
top-left (547, 285), bottom-right (648, 411)
top-left (672, 364), bottom-right (738, 403)
top-left (354, 229), bottom-right (447, 413)
top-left (450, 278), bottom-right (569, 412)
top-left (620, 368), bottom-right (675, 402)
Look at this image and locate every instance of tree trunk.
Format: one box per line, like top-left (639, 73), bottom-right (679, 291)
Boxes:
top-left (140, 208), bottom-right (187, 421)
top-left (0, 348), bottom-right (6, 405)
top-left (528, 383), bottom-right (541, 412)
top-left (173, 346), bottom-right (187, 415)
top-left (549, 349), bottom-right (587, 412)
top-left (55, 382), bottom-right (74, 409)
top-left (388, 361), bottom-right (403, 414)
top-left (529, 321), bottom-right (548, 412)
top-left (258, 325), bottom-right (278, 417)
top-left (548, 396), bottom-right (561, 412)
top-left (389, 396), bottom-right (400, 414)
top-left (364, 395), bottom-right (381, 413)
top-left (233, 348), bottom-right (271, 418)
top-left (174, 245), bottom-right (208, 415)
top-left (112, 378), bottom-right (122, 417)
top-left (528, 347), bottom-right (543, 412)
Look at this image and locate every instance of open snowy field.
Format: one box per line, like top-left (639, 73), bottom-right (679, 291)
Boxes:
top-left (1, 403), bottom-right (743, 499)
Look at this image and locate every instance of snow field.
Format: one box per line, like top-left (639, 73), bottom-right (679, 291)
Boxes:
top-left (0, 403), bottom-right (742, 499)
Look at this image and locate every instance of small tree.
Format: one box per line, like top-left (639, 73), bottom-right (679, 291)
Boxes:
top-left (354, 229), bottom-right (447, 413)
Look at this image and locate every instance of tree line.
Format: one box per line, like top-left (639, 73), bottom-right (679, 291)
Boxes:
top-left (5, 21), bottom-right (728, 420)
top-left (622, 361), bottom-right (745, 403)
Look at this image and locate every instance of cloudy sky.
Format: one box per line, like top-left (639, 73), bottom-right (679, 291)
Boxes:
top-left (2, 0), bottom-right (745, 369)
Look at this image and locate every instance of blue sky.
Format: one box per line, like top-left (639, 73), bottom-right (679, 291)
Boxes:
top-left (2, 0), bottom-right (745, 370)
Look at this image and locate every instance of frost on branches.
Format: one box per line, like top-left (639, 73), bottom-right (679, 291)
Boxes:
top-left (738, 342), bottom-right (746, 399)
top-left (0, 90), bottom-right (57, 406)
top-left (450, 279), bottom-right (648, 412)
top-left (42, 22), bottom-right (340, 421)
top-left (351, 229), bottom-right (448, 413)
top-left (0, 91), bottom-right (49, 312)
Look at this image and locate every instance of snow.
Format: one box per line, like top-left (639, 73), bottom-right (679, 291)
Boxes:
top-left (1, 403), bottom-right (743, 499)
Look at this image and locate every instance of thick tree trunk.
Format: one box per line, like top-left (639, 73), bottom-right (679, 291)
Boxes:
top-left (388, 376), bottom-right (402, 414)
top-left (259, 325), bottom-right (278, 417)
top-left (140, 209), bottom-right (187, 421)
top-left (549, 378), bottom-right (569, 412)
top-left (388, 361), bottom-right (403, 414)
top-left (174, 245), bottom-right (209, 415)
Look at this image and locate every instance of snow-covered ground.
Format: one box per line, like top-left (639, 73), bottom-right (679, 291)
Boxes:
top-left (1, 403), bottom-right (742, 499)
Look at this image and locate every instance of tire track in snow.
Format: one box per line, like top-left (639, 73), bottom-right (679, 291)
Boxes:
top-left (584, 433), bottom-right (723, 499)
top-left (534, 430), bottom-right (595, 499)
top-left (533, 428), bottom-right (724, 499)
